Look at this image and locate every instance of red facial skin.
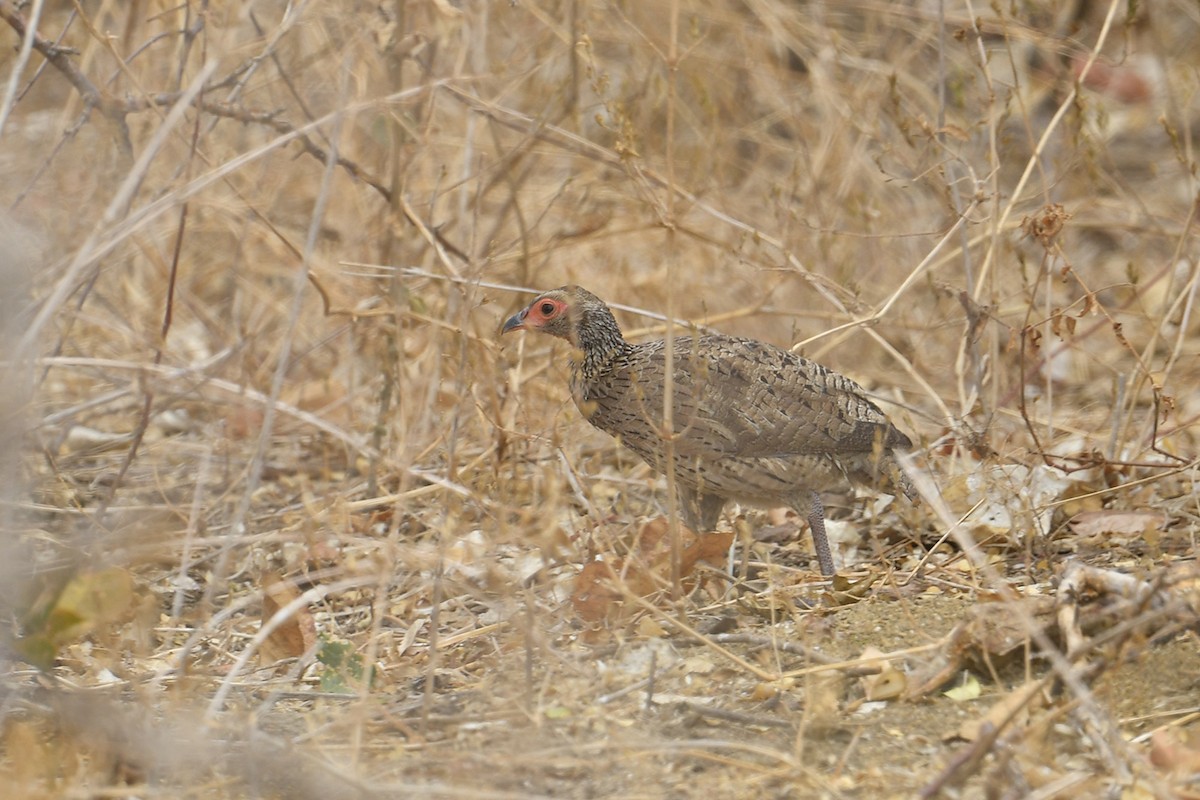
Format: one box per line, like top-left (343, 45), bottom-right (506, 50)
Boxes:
top-left (501, 294), bottom-right (570, 337)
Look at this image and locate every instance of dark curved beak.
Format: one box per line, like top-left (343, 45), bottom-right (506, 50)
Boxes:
top-left (501, 309), bottom-right (527, 334)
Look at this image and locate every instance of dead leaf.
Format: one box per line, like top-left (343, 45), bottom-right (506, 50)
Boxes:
top-left (1056, 482), bottom-right (1106, 518)
top-left (1150, 729), bottom-right (1200, 775)
top-left (1068, 509), bottom-right (1167, 539)
top-left (1072, 55), bottom-right (1153, 105)
top-left (681, 655), bottom-right (716, 676)
top-left (571, 519), bottom-right (734, 623)
top-left (53, 568), bottom-right (135, 638)
top-left (61, 426), bottom-right (133, 454)
top-left (806, 672), bottom-right (846, 731)
top-left (225, 405), bottom-right (265, 440)
top-left (943, 673), bottom-right (982, 702)
top-left (863, 664), bottom-right (907, 701)
top-left (857, 646), bottom-right (907, 702)
top-left (259, 573), bottom-right (317, 665)
top-left (16, 567), bottom-right (136, 669)
top-left (571, 559), bottom-right (622, 623)
top-left (828, 570), bottom-right (882, 605)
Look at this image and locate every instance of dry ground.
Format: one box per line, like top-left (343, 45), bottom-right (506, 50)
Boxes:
top-left (1, 0), bottom-right (1199, 797)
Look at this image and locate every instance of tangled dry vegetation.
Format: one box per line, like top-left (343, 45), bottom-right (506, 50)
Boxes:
top-left (1, 0), bottom-right (1199, 797)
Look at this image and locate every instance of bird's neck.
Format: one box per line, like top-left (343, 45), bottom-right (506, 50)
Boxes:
top-left (570, 307), bottom-right (631, 383)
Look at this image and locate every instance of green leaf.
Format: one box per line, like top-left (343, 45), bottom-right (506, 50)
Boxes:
top-left (316, 636), bottom-right (369, 693)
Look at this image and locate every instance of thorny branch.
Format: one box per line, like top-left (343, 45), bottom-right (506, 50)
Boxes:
top-left (0, 0), bottom-right (134, 151)
top-left (0, 0), bottom-right (469, 262)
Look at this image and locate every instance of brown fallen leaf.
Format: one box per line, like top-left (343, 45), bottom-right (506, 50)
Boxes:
top-left (1072, 54), bottom-right (1154, 105)
top-left (224, 405), bottom-right (265, 440)
top-left (803, 671), bottom-right (847, 734)
top-left (859, 647), bottom-right (907, 701)
top-left (571, 518), bottom-right (734, 624)
top-left (1068, 509), bottom-right (1167, 539)
top-left (572, 558), bottom-right (653, 624)
top-left (1150, 729), bottom-right (1200, 775)
top-left (259, 573), bottom-right (317, 666)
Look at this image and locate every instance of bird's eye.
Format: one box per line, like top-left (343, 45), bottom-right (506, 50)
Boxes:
top-left (540, 302), bottom-right (556, 316)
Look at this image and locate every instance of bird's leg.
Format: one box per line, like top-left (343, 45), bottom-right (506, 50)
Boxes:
top-left (807, 491), bottom-right (835, 576)
top-left (678, 484), bottom-right (725, 532)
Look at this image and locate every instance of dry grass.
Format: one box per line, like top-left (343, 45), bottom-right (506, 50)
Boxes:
top-left (1, 0), bottom-right (1198, 797)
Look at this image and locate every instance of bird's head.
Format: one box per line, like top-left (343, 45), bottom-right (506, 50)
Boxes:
top-left (502, 285), bottom-right (627, 370)
top-left (501, 286), bottom-right (595, 343)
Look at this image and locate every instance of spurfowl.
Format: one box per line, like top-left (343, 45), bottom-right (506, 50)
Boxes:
top-left (502, 285), bottom-right (915, 575)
